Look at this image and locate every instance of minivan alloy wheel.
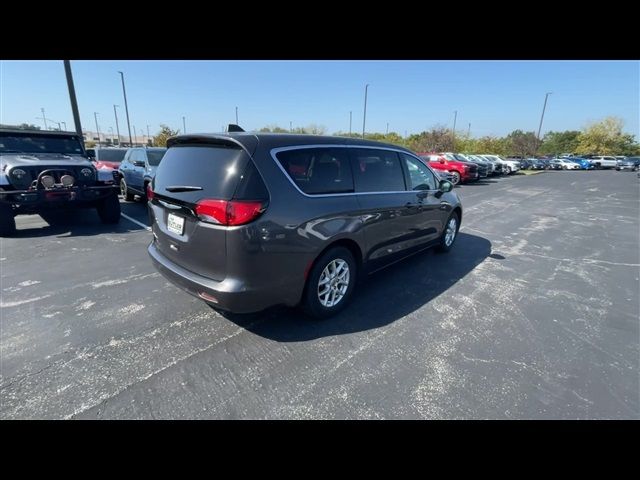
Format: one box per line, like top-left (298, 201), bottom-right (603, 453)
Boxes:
top-left (445, 217), bottom-right (457, 247)
top-left (318, 259), bottom-right (350, 307)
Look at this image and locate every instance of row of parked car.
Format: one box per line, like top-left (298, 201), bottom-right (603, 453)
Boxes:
top-left (514, 155), bottom-right (639, 171)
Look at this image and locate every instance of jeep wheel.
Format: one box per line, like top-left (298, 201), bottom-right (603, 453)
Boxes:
top-left (302, 246), bottom-right (357, 320)
top-left (97, 193), bottom-right (121, 224)
top-left (120, 178), bottom-right (134, 201)
top-left (0, 203), bottom-right (16, 237)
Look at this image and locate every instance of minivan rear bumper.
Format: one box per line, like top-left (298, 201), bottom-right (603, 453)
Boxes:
top-left (148, 241), bottom-right (276, 314)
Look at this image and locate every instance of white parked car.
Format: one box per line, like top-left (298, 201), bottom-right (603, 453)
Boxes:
top-left (555, 158), bottom-right (581, 170)
top-left (480, 154), bottom-right (520, 174)
top-left (590, 156), bottom-right (618, 169)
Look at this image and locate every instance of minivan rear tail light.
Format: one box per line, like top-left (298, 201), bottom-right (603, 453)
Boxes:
top-left (195, 199), bottom-right (266, 226)
top-left (147, 184), bottom-right (155, 200)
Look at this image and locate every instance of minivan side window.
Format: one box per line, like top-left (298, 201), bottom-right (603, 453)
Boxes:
top-left (275, 148), bottom-right (354, 195)
top-left (400, 153), bottom-right (438, 190)
top-left (349, 148), bottom-right (406, 193)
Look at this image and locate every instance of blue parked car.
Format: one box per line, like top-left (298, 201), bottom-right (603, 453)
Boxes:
top-left (118, 147), bottom-right (167, 201)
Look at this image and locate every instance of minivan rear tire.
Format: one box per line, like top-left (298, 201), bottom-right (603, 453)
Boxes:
top-left (302, 246), bottom-right (357, 319)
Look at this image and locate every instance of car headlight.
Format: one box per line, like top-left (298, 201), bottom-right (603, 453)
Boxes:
top-left (11, 168), bottom-right (27, 179)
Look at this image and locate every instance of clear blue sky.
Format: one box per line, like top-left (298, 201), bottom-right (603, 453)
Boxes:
top-left (1, 60), bottom-right (638, 138)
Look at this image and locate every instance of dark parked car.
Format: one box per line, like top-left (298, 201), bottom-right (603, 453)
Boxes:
top-left (616, 157), bottom-right (640, 171)
top-left (148, 131), bottom-right (462, 319)
top-left (0, 128), bottom-right (120, 236)
top-left (118, 147), bottom-right (167, 201)
top-left (529, 159), bottom-right (546, 170)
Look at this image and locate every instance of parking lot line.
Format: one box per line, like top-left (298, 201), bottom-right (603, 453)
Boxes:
top-left (121, 212), bottom-right (151, 231)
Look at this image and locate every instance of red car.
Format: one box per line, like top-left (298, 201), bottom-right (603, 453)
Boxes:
top-left (417, 152), bottom-right (479, 185)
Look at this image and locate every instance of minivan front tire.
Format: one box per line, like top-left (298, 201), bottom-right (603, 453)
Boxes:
top-left (302, 246), bottom-right (357, 319)
top-left (436, 212), bottom-right (460, 253)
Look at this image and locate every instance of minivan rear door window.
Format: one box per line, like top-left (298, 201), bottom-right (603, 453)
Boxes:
top-left (275, 147), bottom-right (354, 195)
top-left (349, 148), bottom-right (406, 193)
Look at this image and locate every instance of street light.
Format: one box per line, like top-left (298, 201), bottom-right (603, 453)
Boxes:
top-left (113, 105), bottom-right (121, 146)
top-left (182, 116), bottom-right (186, 134)
top-left (118, 71), bottom-right (133, 147)
top-left (147, 125), bottom-right (151, 146)
top-left (536, 92), bottom-right (553, 149)
top-left (40, 108), bottom-right (48, 129)
top-left (452, 110), bottom-right (458, 151)
top-left (290, 121), bottom-right (292, 133)
top-left (349, 111), bottom-right (352, 136)
top-left (94, 112), bottom-right (101, 146)
top-left (386, 122), bottom-right (389, 135)
top-left (362, 84), bottom-right (369, 139)
top-left (235, 106), bottom-right (238, 125)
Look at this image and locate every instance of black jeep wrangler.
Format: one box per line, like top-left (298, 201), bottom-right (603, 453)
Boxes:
top-left (0, 128), bottom-right (121, 236)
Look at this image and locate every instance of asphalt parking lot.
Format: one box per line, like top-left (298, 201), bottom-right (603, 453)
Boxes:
top-left (1, 170), bottom-right (638, 419)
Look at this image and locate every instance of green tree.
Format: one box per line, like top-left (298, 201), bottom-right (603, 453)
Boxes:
top-left (474, 136), bottom-right (508, 155)
top-left (539, 130), bottom-right (581, 155)
top-left (506, 130), bottom-right (539, 157)
top-left (153, 124), bottom-right (181, 148)
top-left (575, 116), bottom-right (639, 155)
top-left (406, 126), bottom-right (453, 153)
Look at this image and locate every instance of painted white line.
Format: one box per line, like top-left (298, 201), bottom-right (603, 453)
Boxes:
top-left (121, 213), bottom-right (151, 231)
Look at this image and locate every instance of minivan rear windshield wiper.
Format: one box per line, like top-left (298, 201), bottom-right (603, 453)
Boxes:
top-left (165, 185), bottom-right (204, 192)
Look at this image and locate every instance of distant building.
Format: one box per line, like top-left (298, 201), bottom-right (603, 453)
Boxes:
top-left (82, 129), bottom-right (150, 147)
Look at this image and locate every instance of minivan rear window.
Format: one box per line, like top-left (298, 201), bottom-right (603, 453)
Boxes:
top-left (153, 145), bottom-right (251, 203)
top-left (275, 147), bottom-right (354, 195)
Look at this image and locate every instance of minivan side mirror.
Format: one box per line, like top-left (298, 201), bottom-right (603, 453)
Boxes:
top-left (439, 180), bottom-right (453, 193)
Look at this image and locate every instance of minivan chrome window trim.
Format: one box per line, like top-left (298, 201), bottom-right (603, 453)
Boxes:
top-left (269, 144), bottom-right (441, 198)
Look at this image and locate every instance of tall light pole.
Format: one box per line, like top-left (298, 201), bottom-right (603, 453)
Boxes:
top-left (118, 71), bottom-right (133, 146)
top-left (467, 123), bottom-right (471, 137)
top-left (386, 122), bottom-right (389, 135)
top-left (113, 105), bottom-right (121, 146)
top-left (349, 111), bottom-right (352, 136)
top-left (40, 108), bottom-right (48, 129)
top-left (362, 83), bottom-right (369, 139)
top-left (537, 92), bottom-right (553, 148)
top-left (289, 121), bottom-right (292, 133)
top-left (452, 110), bottom-right (458, 151)
top-left (63, 60), bottom-right (83, 140)
top-left (146, 125), bottom-right (151, 146)
top-left (108, 127), bottom-right (114, 144)
top-left (94, 112), bottom-right (101, 146)
top-left (133, 125), bottom-right (137, 145)
top-left (235, 107), bottom-right (238, 125)
top-left (182, 116), bottom-right (186, 134)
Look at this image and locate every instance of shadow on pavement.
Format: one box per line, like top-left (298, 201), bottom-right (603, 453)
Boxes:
top-left (11, 199), bottom-right (151, 238)
top-left (218, 232), bottom-right (492, 342)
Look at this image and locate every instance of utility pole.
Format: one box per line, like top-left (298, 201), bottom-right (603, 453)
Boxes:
top-left (63, 61), bottom-right (83, 140)
top-left (290, 121), bottom-right (292, 133)
top-left (133, 125), bottom-right (137, 145)
top-left (537, 92), bottom-right (553, 150)
top-left (118, 71), bottom-right (133, 147)
top-left (113, 105), bottom-right (121, 146)
top-left (467, 123), bottom-right (471, 137)
top-left (40, 108), bottom-right (48, 129)
top-left (147, 125), bottom-right (151, 146)
top-left (94, 112), bottom-right (101, 146)
top-left (235, 106), bottom-right (238, 125)
top-left (349, 111), bottom-right (352, 136)
top-left (452, 110), bottom-right (458, 151)
top-left (386, 122), bottom-right (389, 135)
top-left (182, 116), bottom-right (186, 134)
top-left (362, 84), bottom-right (369, 139)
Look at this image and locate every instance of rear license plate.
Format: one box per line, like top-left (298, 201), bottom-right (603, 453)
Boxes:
top-left (167, 213), bottom-right (185, 235)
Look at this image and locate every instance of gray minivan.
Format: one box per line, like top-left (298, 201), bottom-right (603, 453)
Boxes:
top-left (148, 132), bottom-right (463, 318)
